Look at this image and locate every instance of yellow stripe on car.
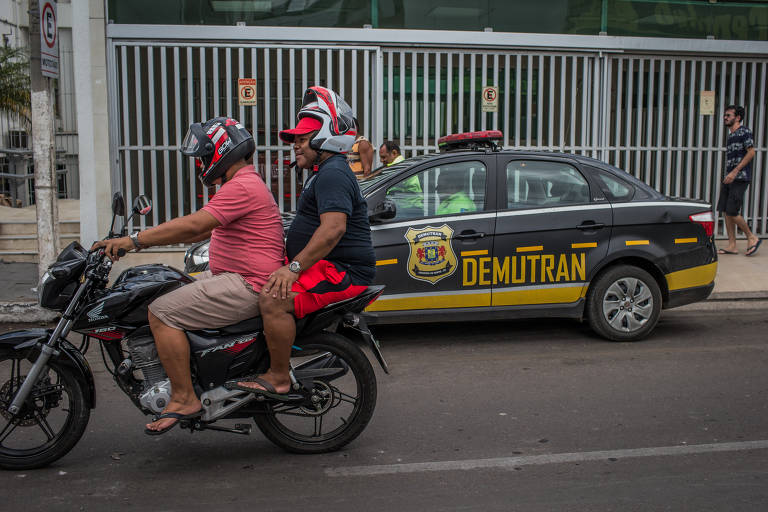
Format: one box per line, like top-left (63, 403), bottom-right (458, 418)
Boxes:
top-left (365, 291), bottom-right (491, 311)
top-left (491, 284), bottom-right (587, 306)
top-left (460, 250), bottom-right (489, 256)
top-left (516, 245), bottom-right (543, 253)
top-left (674, 238), bottom-right (697, 244)
top-left (625, 240), bottom-right (649, 246)
top-left (376, 259), bottom-right (398, 266)
top-left (665, 262), bottom-right (717, 291)
top-left (571, 242), bottom-right (597, 249)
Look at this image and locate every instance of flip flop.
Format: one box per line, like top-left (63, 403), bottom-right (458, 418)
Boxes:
top-left (144, 409), bottom-right (203, 436)
top-left (224, 376), bottom-right (303, 402)
top-left (718, 248), bottom-right (738, 255)
top-left (746, 239), bottom-right (762, 256)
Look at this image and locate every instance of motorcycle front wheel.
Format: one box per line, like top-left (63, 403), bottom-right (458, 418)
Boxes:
top-left (254, 332), bottom-right (377, 454)
top-left (0, 354), bottom-right (90, 470)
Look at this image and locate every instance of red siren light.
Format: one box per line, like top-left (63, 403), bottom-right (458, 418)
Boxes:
top-left (437, 130), bottom-right (504, 151)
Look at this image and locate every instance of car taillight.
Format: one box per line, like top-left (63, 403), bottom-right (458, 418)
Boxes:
top-left (689, 211), bottom-right (714, 237)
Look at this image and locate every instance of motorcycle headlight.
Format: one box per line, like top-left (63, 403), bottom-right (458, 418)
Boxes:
top-left (191, 243), bottom-right (209, 266)
top-left (38, 270), bottom-right (53, 305)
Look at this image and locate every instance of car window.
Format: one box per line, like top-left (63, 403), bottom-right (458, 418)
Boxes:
top-left (505, 160), bottom-right (590, 209)
top-left (384, 161), bottom-right (486, 220)
top-left (593, 169), bottom-right (635, 202)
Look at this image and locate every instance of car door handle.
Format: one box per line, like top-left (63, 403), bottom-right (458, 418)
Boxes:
top-left (454, 231), bottom-right (486, 240)
top-left (576, 221), bottom-right (605, 230)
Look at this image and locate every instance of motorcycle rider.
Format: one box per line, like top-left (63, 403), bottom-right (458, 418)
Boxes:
top-left (230, 86), bottom-right (376, 398)
top-left (93, 118), bottom-right (285, 434)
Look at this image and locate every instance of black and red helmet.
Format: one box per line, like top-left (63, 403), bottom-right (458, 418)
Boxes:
top-left (181, 117), bottom-right (255, 186)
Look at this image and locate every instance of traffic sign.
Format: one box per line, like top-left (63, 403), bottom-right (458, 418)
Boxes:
top-left (40, 1), bottom-right (58, 79)
top-left (481, 86), bottom-right (498, 113)
top-left (238, 78), bottom-right (257, 106)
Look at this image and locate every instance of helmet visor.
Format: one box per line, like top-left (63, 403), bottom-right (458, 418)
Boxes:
top-left (180, 124), bottom-right (210, 157)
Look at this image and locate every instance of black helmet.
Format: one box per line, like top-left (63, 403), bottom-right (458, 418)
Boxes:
top-left (180, 117), bottom-right (255, 186)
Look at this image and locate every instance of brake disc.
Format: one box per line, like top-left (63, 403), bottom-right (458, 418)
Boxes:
top-left (0, 376), bottom-right (56, 426)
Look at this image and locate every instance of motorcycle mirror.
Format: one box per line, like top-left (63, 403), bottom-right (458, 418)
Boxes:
top-left (112, 192), bottom-right (126, 216)
top-left (132, 195), bottom-right (152, 216)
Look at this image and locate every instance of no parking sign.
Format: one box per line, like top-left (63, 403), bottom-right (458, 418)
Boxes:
top-left (238, 78), bottom-right (257, 106)
top-left (40, 1), bottom-right (59, 79)
top-left (481, 86), bottom-right (498, 113)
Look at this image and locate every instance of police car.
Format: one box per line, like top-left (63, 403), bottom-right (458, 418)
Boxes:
top-left (185, 131), bottom-right (717, 342)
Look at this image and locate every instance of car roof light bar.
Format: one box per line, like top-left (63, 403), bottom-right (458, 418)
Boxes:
top-left (437, 130), bottom-right (504, 152)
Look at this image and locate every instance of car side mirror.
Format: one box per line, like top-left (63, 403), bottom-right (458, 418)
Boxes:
top-left (112, 192), bottom-right (125, 216)
top-left (132, 195), bottom-right (152, 216)
top-left (369, 199), bottom-right (396, 223)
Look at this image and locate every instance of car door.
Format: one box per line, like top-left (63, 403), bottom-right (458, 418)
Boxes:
top-left (490, 155), bottom-right (612, 308)
top-left (366, 155), bottom-right (495, 317)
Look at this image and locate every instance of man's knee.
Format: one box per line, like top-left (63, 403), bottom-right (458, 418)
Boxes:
top-left (259, 293), bottom-right (294, 317)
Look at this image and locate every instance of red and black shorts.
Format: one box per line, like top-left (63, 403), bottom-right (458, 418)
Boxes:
top-left (291, 260), bottom-right (367, 318)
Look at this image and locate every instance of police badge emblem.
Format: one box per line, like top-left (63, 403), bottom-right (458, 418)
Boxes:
top-left (404, 224), bottom-right (458, 284)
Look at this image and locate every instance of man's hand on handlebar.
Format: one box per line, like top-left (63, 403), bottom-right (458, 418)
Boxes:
top-left (91, 237), bottom-right (134, 261)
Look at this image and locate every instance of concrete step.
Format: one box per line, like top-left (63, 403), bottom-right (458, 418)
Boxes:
top-left (0, 221), bottom-right (80, 235)
top-left (0, 251), bottom-right (38, 263)
top-left (0, 234), bottom-right (80, 251)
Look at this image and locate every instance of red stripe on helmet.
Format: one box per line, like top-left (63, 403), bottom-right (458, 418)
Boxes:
top-left (310, 86), bottom-right (339, 134)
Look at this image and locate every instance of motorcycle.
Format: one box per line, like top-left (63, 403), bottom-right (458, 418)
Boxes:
top-left (0, 193), bottom-right (388, 470)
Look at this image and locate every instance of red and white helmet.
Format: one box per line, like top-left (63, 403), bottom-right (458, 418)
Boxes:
top-left (279, 86), bottom-right (356, 153)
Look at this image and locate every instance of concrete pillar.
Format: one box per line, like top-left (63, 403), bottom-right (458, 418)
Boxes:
top-left (72, 0), bottom-right (111, 248)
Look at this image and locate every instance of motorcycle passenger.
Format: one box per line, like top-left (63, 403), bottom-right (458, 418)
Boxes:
top-left (231, 86), bottom-right (376, 398)
top-left (93, 118), bottom-right (285, 435)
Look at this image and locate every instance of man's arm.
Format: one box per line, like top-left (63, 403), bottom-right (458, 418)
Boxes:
top-left (723, 146), bottom-right (756, 184)
top-left (92, 209), bottom-right (220, 260)
top-left (359, 140), bottom-right (374, 177)
top-left (263, 211), bottom-right (346, 299)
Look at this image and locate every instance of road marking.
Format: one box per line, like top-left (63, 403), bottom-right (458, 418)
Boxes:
top-left (325, 440), bottom-right (768, 477)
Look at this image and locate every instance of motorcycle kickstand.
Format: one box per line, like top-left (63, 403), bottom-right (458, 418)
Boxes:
top-left (183, 420), bottom-right (252, 435)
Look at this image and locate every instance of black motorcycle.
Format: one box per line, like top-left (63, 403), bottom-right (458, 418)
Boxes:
top-left (0, 193), bottom-right (387, 470)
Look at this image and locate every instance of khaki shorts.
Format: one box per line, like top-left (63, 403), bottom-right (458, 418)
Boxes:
top-left (148, 271), bottom-right (260, 331)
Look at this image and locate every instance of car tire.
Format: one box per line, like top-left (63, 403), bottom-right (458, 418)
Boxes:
top-left (586, 265), bottom-right (662, 342)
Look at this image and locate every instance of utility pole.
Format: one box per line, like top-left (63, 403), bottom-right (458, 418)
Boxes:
top-left (29, 0), bottom-right (59, 280)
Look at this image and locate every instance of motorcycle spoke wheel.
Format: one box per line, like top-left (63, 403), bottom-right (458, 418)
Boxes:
top-left (253, 332), bottom-right (377, 454)
top-left (0, 355), bottom-right (90, 470)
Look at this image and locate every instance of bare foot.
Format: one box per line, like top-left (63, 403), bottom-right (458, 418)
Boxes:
top-left (145, 398), bottom-right (202, 432)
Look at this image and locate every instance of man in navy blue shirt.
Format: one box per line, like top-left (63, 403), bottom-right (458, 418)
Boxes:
top-left (717, 105), bottom-right (759, 256)
top-left (230, 87), bottom-right (375, 399)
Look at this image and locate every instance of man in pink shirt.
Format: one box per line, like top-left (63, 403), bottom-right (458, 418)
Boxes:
top-left (95, 117), bottom-right (285, 434)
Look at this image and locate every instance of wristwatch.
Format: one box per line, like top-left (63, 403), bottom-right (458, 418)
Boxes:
top-left (288, 260), bottom-right (302, 273)
top-left (129, 232), bottom-right (144, 251)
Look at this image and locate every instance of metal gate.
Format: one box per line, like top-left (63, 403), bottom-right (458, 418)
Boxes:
top-left (108, 42), bottom-right (380, 229)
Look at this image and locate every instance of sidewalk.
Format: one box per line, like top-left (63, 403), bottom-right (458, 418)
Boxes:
top-left (0, 243), bottom-right (765, 322)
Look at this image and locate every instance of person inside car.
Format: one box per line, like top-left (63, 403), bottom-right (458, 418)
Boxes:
top-left (436, 169), bottom-right (476, 214)
top-left (93, 118), bottom-right (285, 435)
top-left (229, 86), bottom-right (376, 399)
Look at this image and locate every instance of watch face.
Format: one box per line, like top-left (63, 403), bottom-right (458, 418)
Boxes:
top-left (289, 261), bottom-right (301, 273)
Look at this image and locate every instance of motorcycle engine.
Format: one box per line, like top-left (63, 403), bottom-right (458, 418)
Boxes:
top-left (125, 335), bottom-right (171, 414)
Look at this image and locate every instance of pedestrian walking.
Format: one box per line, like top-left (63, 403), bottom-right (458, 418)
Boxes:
top-left (717, 105), bottom-right (760, 256)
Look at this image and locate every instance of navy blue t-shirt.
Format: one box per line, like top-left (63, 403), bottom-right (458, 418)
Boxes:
top-left (726, 126), bottom-right (755, 182)
top-left (286, 154), bottom-right (376, 285)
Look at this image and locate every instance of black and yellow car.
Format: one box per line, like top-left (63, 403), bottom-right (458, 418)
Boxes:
top-left (185, 131), bottom-right (717, 341)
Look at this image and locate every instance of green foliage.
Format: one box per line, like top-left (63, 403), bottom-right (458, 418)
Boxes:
top-left (0, 45), bottom-right (31, 121)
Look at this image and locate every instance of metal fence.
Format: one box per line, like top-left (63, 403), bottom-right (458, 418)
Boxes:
top-left (108, 38), bottom-right (768, 237)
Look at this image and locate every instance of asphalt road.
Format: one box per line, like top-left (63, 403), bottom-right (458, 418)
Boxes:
top-left (2, 305), bottom-right (768, 511)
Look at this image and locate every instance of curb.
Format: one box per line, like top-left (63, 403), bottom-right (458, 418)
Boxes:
top-left (0, 302), bottom-right (59, 323)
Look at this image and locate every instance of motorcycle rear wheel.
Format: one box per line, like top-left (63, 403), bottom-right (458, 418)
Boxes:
top-left (253, 332), bottom-right (377, 454)
top-left (0, 355), bottom-right (90, 470)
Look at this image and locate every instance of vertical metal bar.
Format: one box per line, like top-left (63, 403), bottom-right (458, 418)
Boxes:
top-left (314, 49), bottom-right (320, 86)
top-left (277, 48), bottom-right (284, 212)
top-left (601, 55), bottom-right (611, 163)
top-left (695, 60), bottom-right (706, 199)
top-left (581, 57), bottom-right (588, 156)
top-left (225, 48), bottom-right (232, 118)
top-left (289, 48), bottom-right (296, 211)
top-left (685, 60), bottom-right (696, 198)
top-left (747, 61), bottom-right (759, 232)
top-left (302, 48), bottom-right (308, 96)
top-left (447, 52), bottom-right (453, 136)
top-left (706, 61), bottom-right (717, 207)
top-left (739, 61), bottom-right (747, 106)
top-left (200, 48), bottom-right (208, 204)
top-left (625, 58), bottom-right (633, 173)
top-left (504, 54), bottom-right (510, 147)
top-left (480, 53), bottom-right (487, 131)
top-left (173, 47), bottom-right (183, 218)
top-left (655, 59), bottom-right (665, 191)
top-left (364, 50), bottom-right (371, 145)
top-left (375, 48), bottom-right (384, 159)
top-left (238, 48), bottom-right (245, 126)
top-left (728, 60), bottom-right (736, 104)
top-left (592, 55), bottom-right (601, 159)
top-left (187, 48), bottom-right (196, 213)
top-left (493, 53), bottom-right (499, 129)
top-left (251, 48), bottom-right (258, 150)
top-left (526, 55), bottom-right (533, 148)
top-left (213, 47), bottom-right (219, 122)
top-left (264, 48), bottom-right (271, 196)
top-left (458, 53), bottom-right (464, 134)
top-left (548, 55), bottom-right (554, 149)
top-left (400, 50), bottom-right (405, 149)
top-left (412, 51), bottom-right (418, 156)
top-left (435, 52), bottom-right (441, 144)
top-left (758, 62), bottom-right (767, 235)
top-left (326, 48), bottom-right (332, 91)
top-left (338, 49), bottom-right (345, 100)
top-left (560, 55), bottom-right (565, 152)
top-left (147, 48), bottom-right (158, 226)
top-left (470, 54), bottom-right (476, 132)
top-left (664, 60), bottom-right (675, 196)
top-left (120, 46), bottom-right (131, 216)
top-left (537, 55), bottom-right (544, 149)
top-left (134, 47), bottom-right (145, 232)
top-left (160, 46), bottom-right (171, 223)
top-left (569, 55), bottom-right (576, 153)
top-left (351, 50), bottom-right (357, 119)
top-left (423, 51), bottom-right (429, 153)
top-left (634, 58), bottom-right (643, 178)
top-left (387, 51), bottom-right (393, 140)
top-left (614, 58), bottom-right (623, 166)
top-left (715, 61), bottom-right (727, 235)
top-left (674, 60), bottom-right (686, 198)
top-left (645, 58), bottom-right (655, 185)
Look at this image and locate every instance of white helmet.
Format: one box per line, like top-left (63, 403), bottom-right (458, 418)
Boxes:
top-left (279, 86), bottom-right (356, 153)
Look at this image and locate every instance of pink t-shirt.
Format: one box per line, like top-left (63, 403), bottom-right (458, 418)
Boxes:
top-left (202, 166), bottom-right (285, 292)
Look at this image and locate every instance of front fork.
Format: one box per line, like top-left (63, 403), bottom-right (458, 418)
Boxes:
top-left (7, 277), bottom-right (93, 415)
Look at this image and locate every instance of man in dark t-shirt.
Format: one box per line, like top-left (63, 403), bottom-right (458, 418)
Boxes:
top-left (716, 105), bottom-right (759, 256)
top-left (231, 87), bottom-right (375, 400)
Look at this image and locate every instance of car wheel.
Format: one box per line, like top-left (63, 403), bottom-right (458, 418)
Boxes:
top-left (587, 265), bottom-right (662, 342)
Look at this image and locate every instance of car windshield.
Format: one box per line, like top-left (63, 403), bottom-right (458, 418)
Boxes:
top-left (358, 154), bottom-right (434, 193)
